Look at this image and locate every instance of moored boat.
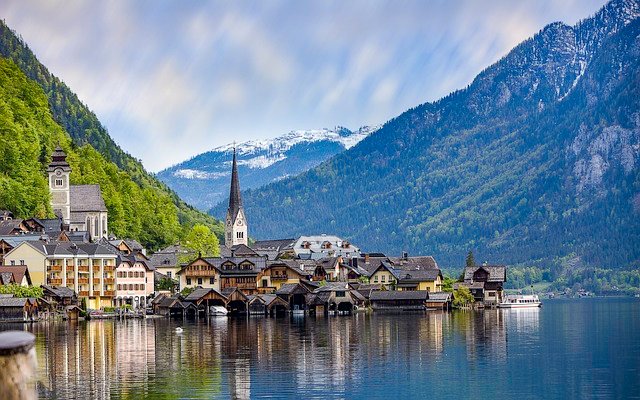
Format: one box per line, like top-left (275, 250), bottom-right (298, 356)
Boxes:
top-left (498, 294), bottom-right (541, 308)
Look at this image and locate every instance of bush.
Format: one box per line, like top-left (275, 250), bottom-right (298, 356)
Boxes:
top-left (453, 287), bottom-right (475, 308)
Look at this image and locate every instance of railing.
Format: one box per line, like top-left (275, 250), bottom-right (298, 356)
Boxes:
top-left (48, 265), bottom-right (62, 272)
top-left (66, 265), bottom-right (74, 272)
top-left (103, 266), bottom-right (114, 272)
top-left (78, 278), bottom-right (89, 284)
top-left (103, 290), bottom-right (115, 297)
top-left (186, 270), bottom-right (216, 277)
top-left (92, 268), bottom-right (101, 273)
top-left (78, 291), bottom-right (89, 297)
top-left (48, 278), bottom-right (62, 286)
top-left (92, 291), bottom-right (101, 297)
top-left (78, 266), bottom-right (89, 272)
top-left (271, 275), bottom-right (288, 280)
top-left (93, 278), bottom-right (101, 285)
top-left (224, 283), bottom-right (257, 290)
top-left (67, 278), bottom-right (75, 285)
top-left (104, 278), bottom-right (114, 285)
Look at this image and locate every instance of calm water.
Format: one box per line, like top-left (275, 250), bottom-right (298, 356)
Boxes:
top-left (2, 298), bottom-right (639, 399)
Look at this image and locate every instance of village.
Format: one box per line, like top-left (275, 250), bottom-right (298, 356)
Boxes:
top-left (0, 147), bottom-right (507, 322)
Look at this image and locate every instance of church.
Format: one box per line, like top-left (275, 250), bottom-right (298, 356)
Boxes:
top-left (224, 148), bottom-right (248, 248)
top-left (48, 146), bottom-right (109, 240)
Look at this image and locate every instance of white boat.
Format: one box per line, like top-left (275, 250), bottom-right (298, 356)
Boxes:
top-left (209, 306), bottom-right (229, 316)
top-left (498, 294), bottom-right (541, 308)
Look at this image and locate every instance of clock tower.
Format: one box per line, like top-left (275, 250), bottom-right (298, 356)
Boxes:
top-left (225, 148), bottom-right (248, 247)
top-left (47, 145), bottom-right (72, 223)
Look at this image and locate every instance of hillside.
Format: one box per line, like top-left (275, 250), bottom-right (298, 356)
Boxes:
top-left (0, 21), bottom-right (224, 249)
top-left (159, 126), bottom-right (378, 210)
top-left (213, 0), bottom-right (640, 268)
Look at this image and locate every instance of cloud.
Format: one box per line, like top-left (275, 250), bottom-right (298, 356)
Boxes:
top-left (0, 0), bottom-right (607, 171)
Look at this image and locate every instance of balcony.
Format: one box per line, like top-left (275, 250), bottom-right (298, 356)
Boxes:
top-left (49, 278), bottom-right (62, 286)
top-left (93, 278), bottom-right (101, 285)
top-left (48, 265), bottom-right (62, 272)
top-left (78, 278), bottom-right (89, 284)
top-left (104, 278), bottom-right (114, 285)
top-left (103, 290), bottom-right (115, 297)
top-left (224, 282), bottom-right (257, 290)
top-left (78, 265), bottom-right (89, 272)
top-left (103, 265), bottom-right (114, 272)
top-left (66, 265), bottom-right (74, 272)
top-left (92, 291), bottom-right (102, 297)
top-left (78, 291), bottom-right (89, 297)
top-left (186, 270), bottom-right (216, 277)
top-left (271, 275), bottom-right (288, 281)
top-left (67, 278), bottom-right (75, 285)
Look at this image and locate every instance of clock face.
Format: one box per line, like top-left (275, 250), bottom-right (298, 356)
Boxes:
top-left (55, 169), bottom-right (62, 176)
top-left (237, 219), bottom-right (243, 226)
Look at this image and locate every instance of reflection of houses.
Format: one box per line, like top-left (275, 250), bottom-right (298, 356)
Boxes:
top-left (455, 264), bottom-right (507, 306)
top-left (369, 290), bottom-right (429, 311)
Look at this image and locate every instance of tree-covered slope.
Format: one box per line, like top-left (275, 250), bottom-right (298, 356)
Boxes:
top-left (0, 20), bottom-right (223, 249)
top-left (216, 0), bottom-right (640, 268)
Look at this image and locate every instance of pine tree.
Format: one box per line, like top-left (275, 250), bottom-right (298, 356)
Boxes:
top-left (465, 251), bottom-right (475, 269)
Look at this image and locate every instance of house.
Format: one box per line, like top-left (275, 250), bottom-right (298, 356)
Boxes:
top-left (307, 282), bottom-right (357, 314)
top-left (183, 287), bottom-right (229, 315)
top-left (41, 285), bottom-right (78, 310)
top-left (425, 292), bottom-right (453, 310)
top-left (0, 266), bottom-right (32, 286)
top-left (148, 244), bottom-right (195, 281)
top-left (258, 260), bottom-right (314, 292)
top-left (47, 146), bottom-right (108, 240)
top-left (457, 264), bottom-right (507, 306)
top-left (369, 290), bottom-right (430, 311)
top-left (251, 238), bottom-right (296, 260)
top-left (114, 253), bottom-right (155, 309)
top-left (368, 262), bottom-right (398, 288)
top-left (0, 296), bottom-right (37, 321)
top-left (275, 283), bottom-right (311, 312)
top-left (2, 241), bottom-right (48, 285)
top-left (293, 235), bottom-right (361, 260)
top-left (177, 255), bottom-right (267, 296)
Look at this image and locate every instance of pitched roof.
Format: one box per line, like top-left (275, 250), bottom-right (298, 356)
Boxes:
top-left (428, 292), bottom-right (453, 302)
top-left (0, 297), bottom-right (31, 307)
top-left (47, 146), bottom-right (72, 172)
top-left (370, 290), bottom-right (429, 301)
top-left (276, 283), bottom-right (310, 295)
top-left (41, 285), bottom-right (76, 298)
top-left (464, 265), bottom-right (507, 282)
top-left (0, 266), bottom-right (31, 285)
top-left (227, 148), bottom-right (244, 222)
top-left (314, 282), bottom-right (350, 293)
top-left (69, 185), bottom-right (107, 212)
top-left (184, 287), bottom-right (226, 302)
top-left (0, 272), bottom-right (15, 285)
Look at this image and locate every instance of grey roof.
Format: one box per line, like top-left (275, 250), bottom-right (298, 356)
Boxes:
top-left (293, 235), bottom-right (361, 258)
top-left (0, 220), bottom-right (24, 235)
top-left (69, 185), bottom-right (107, 212)
top-left (117, 253), bottom-right (154, 270)
top-left (40, 218), bottom-right (63, 233)
top-left (43, 241), bottom-right (116, 257)
top-left (41, 285), bottom-right (76, 298)
top-left (184, 287), bottom-right (225, 302)
top-left (276, 283), bottom-right (310, 295)
top-left (395, 268), bottom-right (442, 283)
top-left (0, 235), bottom-right (43, 248)
top-left (0, 272), bottom-right (14, 285)
top-left (428, 292), bottom-right (453, 302)
top-left (0, 297), bottom-right (31, 307)
top-left (195, 256), bottom-right (267, 275)
top-left (256, 294), bottom-right (277, 305)
top-left (47, 146), bottom-right (72, 172)
top-left (370, 290), bottom-right (429, 301)
top-left (388, 256), bottom-right (438, 270)
top-left (124, 239), bottom-right (144, 251)
top-left (463, 265), bottom-right (507, 283)
top-left (252, 239), bottom-right (295, 251)
top-left (314, 282), bottom-right (350, 293)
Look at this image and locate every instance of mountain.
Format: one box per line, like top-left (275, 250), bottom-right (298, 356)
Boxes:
top-left (0, 20), bottom-right (224, 249)
top-left (212, 0), bottom-right (640, 268)
top-left (158, 126), bottom-right (378, 210)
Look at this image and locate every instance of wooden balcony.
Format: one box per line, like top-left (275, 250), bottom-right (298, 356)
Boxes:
top-left (48, 265), bottom-right (62, 272)
top-left (93, 278), bottom-right (102, 285)
top-left (223, 282), bottom-right (257, 290)
top-left (104, 278), bottom-right (114, 285)
top-left (78, 265), bottom-right (89, 272)
top-left (66, 265), bottom-right (74, 272)
top-left (103, 290), bottom-right (115, 297)
top-left (67, 278), bottom-right (75, 285)
top-left (185, 270), bottom-right (217, 277)
top-left (77, 278), bottom-right (89, 284)
top-left (103, 265), bottom-right (115, 272)
top-left (49, 278), bottom-right (62, 286)
top-left (92, 291), bottom-right (102, 297)
top-left (78, 291), bottom-right (89, 297)
top-left (271, 275), bottom-right (288, 281)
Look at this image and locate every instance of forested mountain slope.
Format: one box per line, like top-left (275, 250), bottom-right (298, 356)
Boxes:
top-left (215, 0), bottom-right (640, 268)
top-left (0, 21), bottom-right (223, 249)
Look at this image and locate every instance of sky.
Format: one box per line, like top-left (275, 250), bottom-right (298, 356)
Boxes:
top-left (1, 0), bottom-right (607, 172)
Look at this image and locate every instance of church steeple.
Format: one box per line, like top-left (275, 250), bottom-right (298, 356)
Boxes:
top-left (225, 148), bottom-right (248, 247)
top-left (47, 145), bottom-right (71, 223)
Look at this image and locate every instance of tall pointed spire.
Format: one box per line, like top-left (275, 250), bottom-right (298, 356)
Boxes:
top-left (228, 147), bottom-right (243, 221)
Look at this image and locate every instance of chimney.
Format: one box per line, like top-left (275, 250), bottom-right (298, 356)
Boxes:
top-left (364, 254), bottom-right (370, 264)
top-left (402, 251), bottom-right (408, 260)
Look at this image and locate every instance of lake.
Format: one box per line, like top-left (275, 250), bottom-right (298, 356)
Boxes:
top-left (2, 298), bottom-right (639, 399)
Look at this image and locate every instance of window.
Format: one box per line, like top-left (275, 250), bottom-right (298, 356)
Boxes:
top-left (186, 278), bottom-right (192, 285)
top-left (236, 232), bottom-right (244, 239)
top-left (129, 284), bottom-right (133, 290)
top-left (262, 279), bottom-right (268, 287)
top-left (373, 276), bottom-right (378, 283)
top-left (117, 284), bottom-right (121, 290)
top-left (336, 291), bottom-right (345, 297)
top-left (209, 278), bottom-right (214, 285)
top-left (135, 284), bottom-right (139, 290)
top-left (55, 179), bottom-right (63, 187)
top-left (381, 275), bottom-right (386, 282)
top-left (197, 278), bottom-right (203, 285)
top-left (128, 271), bottom-right (133, 278)
top-left (10, 260), bottom-right (15, 266)
top-left (167, 272), bottom-right (172, 278)
top-left (488, 291), bottom-right (496, 297)
top-left (20, 260), bottom-right (25, 265)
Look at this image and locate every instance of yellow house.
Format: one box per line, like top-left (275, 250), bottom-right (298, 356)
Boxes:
top-left (3, 241), bottom-right (47, 286)
top-left (368, 261), bottom-right (442, 292)
top-left (177, 257), bottom-right (221, 291)
top-left (258, 260), bottom-right (312, 292)
top-left (368, 263), bottom-right (397, 288)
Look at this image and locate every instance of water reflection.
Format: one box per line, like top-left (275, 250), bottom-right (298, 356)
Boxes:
top-left (3, 299), bottom-right (638, 399)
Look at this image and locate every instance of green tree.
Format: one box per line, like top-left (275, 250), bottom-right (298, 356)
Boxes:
top-left (180, 224), bottom-right (220, 263)
top-left (465, 251), bottom-right (475, 268)
top-left (441, 276), bottom-right (456, 292)
top-left (157, 277), bottom-right (176, 292)
top-left (0, 284), bottom-right (43, 298)
top-left (452, 286), bottom-right (474, 308)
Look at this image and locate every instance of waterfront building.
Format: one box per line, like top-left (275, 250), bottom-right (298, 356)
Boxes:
top-left (47, 146), bottom-right (108, 240)
top-left (259, 260), bottom-right (313, 292)
top-left (292, 235), bottom-right (360, 260)
top-left (0, 297), bottom-right (38, 321)
top-left (178, 255), bottom-right (267, 295)
top-left (369, 290), bottom-right (430, 310)
top-left (456, 264), bottom-right (507, 306)
top-left (114, 253), bottom-right (155, 308)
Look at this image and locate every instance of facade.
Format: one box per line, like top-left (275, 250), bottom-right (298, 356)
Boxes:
top-left (47, 146), bottom-right (108, 240)
top-left (293, 235), bottom-right (360, 260)
top-left (224, 148), bottom-right (248, 247)
top-left (2, 241), bottom-right (48, 286)
top-left (259, 260), bottom-right (313, 292)
top-left (458, 264), bottom-right (507, 305)
top-left (148, 244), bottom-right (194, 280)
top-left (115, 254), bottom-right (155, 308)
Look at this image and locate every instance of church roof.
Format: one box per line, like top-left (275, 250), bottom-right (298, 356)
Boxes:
top-left (227, 148), bottom-right (244, 222)
top-left (70, 185), bottom-right (107, 212)
top-left (47, 146), bottom-right (72, 172)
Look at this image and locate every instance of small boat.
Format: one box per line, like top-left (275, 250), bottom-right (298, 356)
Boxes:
top-left (209, 306), bottom-right (229, 316)
top-left (175, 327), bottom-right (183, 333)
top-left (498, 294), bottom-right (541, 308)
